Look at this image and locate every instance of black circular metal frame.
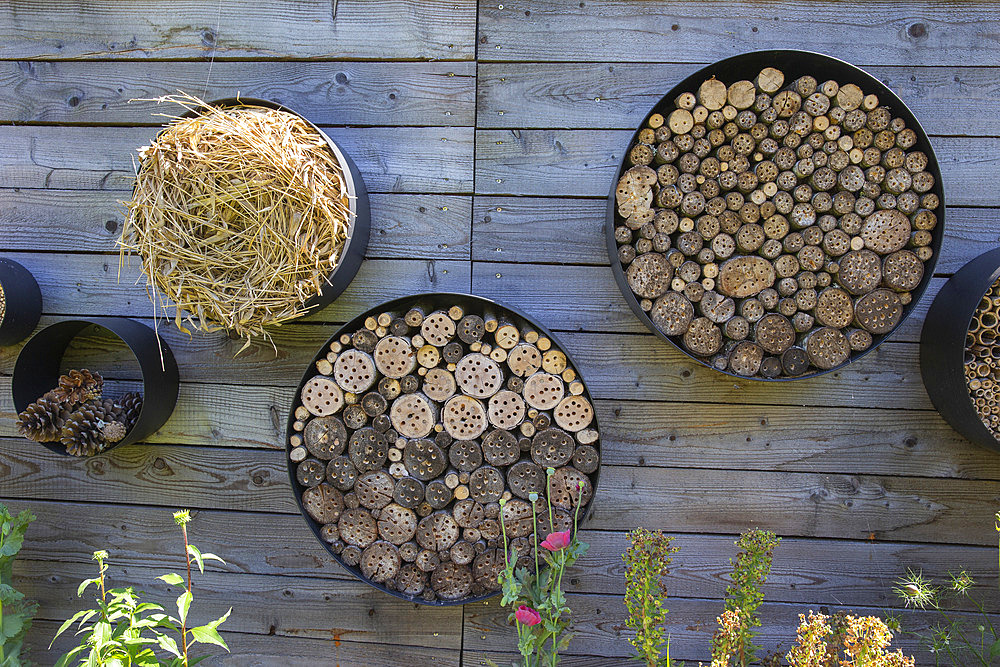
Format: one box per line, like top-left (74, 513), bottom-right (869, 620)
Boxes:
top-left (0, 257), bottom-right (42, 346)
top-left (12, 317), bottom-right (180, 456)
top-left (605, 50), bottom-right (945, 381)
top-left (285, 292), bottom-right (602, 606)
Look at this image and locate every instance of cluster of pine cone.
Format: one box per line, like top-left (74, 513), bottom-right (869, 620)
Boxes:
top-left (17, 369), bottom-right (142, 456)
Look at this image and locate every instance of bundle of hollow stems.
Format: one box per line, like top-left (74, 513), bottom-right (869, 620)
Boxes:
top-left (121, 93), bottom-right (353, 352)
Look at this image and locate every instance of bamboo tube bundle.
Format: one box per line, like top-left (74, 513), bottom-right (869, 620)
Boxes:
top-left (287, 297), bottom-right (600, 603)
top-left (614, 65), bottom-right (939, 377)
top-left (123, 94), bottom-right (356, 352)
top-left (966, 278), bottom-right (1000, 438)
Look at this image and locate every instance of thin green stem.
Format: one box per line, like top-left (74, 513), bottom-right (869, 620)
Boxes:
top-left (935, 606), bottom-right (988, 667)
top-left (181, 523), bottom-right (191, 667)
top-left (532, 498), bottom-right (539, 583)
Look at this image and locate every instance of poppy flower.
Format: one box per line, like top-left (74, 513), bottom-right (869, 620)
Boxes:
top-left (541, 530), bottom-right (572, 551)
top-left (515, 605), bottom-right (542, 626)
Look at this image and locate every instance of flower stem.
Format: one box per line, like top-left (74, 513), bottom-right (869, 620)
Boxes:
top-left (182, 522), bottom-right (191, 667)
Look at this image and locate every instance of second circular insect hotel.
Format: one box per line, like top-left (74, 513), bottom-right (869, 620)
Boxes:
top-left (286, 293), bottom-right (601, 604)
top-left (608, 51), bottom-right (943, 379)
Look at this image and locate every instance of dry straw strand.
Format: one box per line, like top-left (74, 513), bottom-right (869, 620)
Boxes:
top-left (120, 93), bottom-right (354, 353)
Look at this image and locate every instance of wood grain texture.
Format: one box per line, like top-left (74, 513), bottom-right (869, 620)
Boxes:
top-left (477, 1), bottom-right (997, 66)
top-left (0, 0), bottom-right (476, 60)
top-left (32, 620), bottom-right (462, 667)
top-left (471, 196), bottom-right (996, 274)
top-left (0, 60), bottom-right (475, 126)
top-left (7, 498), bottom-right (996, 610)
top-left (14, 559), bottom-right (463, 650)
top-left (2, 440), bottom-right (998, 546)
top-left (0, 189), bottom-right (471, 258)
top-left (0, 252), bottom-right (470, 328)
top-left (477, 63), bottom-right (1000, 136)
top-left (475, 129), bottom-right (993, 204)
top-left (0, 125), bottom-right (474, 192)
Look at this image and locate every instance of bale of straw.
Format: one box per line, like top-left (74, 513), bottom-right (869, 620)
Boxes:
top-left (121, 94), bottom-right (354, 352)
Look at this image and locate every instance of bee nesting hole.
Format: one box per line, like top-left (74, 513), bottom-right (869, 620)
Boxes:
top-left (442, 395), bottom-right (488, 440)
top-left (301, 376), bottom-right (344, 417)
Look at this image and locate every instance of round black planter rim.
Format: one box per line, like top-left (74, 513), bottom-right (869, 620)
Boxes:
top-left (920, 248), bottom-right (1000, 451)
top-left (12, 317), bottom-right (180, 456)
top-left (286, 292), bottom-right (602, 606)
top-left (605, 49), bottom-right (946, 381)
top-left (139, 96), bottom-right (371, 329)
top-left (0, 257), bottom-right (42, 347)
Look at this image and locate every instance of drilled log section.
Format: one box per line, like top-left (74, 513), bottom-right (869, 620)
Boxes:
top-left (301, 376), bottom-right (345, 417)
top-left (442, 395), bottom-right (488, 441)
top-left (508, 343), bottom-right (543, 377)
top-left (487, 390), bottom-right (526, 430)
top-left (522, 372), bottom-right (566, 410)
top-left (455, 353), bottom-right (504, 398)
top-left (391, 393), bottom-right (436, 439)
top-left (374, 336), bottom-right (417, 379)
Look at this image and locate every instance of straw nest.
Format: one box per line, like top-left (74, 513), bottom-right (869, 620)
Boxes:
top-left (121, 94), bottom-right (354, 352)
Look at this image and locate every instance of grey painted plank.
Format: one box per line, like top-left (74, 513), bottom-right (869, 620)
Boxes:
top-left (2, 440), bottom-right (997, 546)
top-left (0, 0), bottom-right (476, 60)
top-left (7, 498), bottom-right (996, 609)
top-left (478, 0), bottom-right (998, 66)
top-left (477, 63), bottom-right (1000, 136)
top-left (0, 189), bottom-right (471, 259)
top-left (0, 125), bottom-right (474, 193)
top-left (475, 129), bottom-right (994, 205)
top-left (471, 196), bottom-right (998, 275)
top-left (0, 60), bottom-right (475, 126)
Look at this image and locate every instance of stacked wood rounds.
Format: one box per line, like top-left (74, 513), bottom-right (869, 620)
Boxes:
top-left (286, 294), bottom-right (600, 604)
top-left (609, 51), bottom-right (943, 379)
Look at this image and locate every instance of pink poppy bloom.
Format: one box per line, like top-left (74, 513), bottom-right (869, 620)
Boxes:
top-left (541, 530), bottom-right (572, 551)
top-left (515, 605), bottom-right (541, 626)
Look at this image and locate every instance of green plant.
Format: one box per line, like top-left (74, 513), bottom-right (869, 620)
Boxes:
top-left (710, 529), bottom-right (780, 667)
top-left (0, 504), bottom-right (37, 667)
top-left (52, 510), bottom-right (231, 667)
top-left (783, 611), bottom-right (914, 667)
top-left (623, 528), bottom-right (681, 666)
top-left (495, 468), bottom-right (589, 667)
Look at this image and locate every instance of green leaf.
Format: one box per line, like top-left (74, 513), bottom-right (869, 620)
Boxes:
top-left (77, 577), bottom-right (101, 597)
top-left (187, 544), bottom-right (204, 574)
top-left (200, 551), bottom-right (226, 565)
top-left (157, 633), bottom-right (183, 658)
top-left (158, 572), bottom-right (185, 587)
top-left (189, 607), bottom-right (232, 651)
top-left (51, 609), bottom-right (94, 645)
top-left (53, 645), bottom-right (85, 667)
top-left (176, 590), bottom-right (193, 624)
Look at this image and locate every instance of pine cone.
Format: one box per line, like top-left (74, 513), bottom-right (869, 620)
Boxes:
top-left (17, 397), bottom-right (73, 442)
top-left (60, 393), bottom-right (144, 457)
top-left (45, 369), bottom-right (103, 406)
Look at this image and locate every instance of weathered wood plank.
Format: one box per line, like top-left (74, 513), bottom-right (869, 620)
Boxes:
top-left (468, 597), bottom-right (986, 666)
top-left (477, 63), bottom-right (1000, 136)
top-left (478, 1), bottom-right (997, 66)
top-left (7, 498), bottom-right (996, 610)
top-left (14, 559), bottom-right (463, 651)
top-left (473, 261), bottom-right (944, 342)
top-left (0, 0), bottom-right (476, 60)
top-left (475, 130), bottom-right (993, 205)
top-left (0, 189), bottom-right (471, 259)
top-left (0, 125), bottom-right (474, 192)
top-left (0, 252), bottom-right (470, 328)
top-left (471, 196), bottom-right (997, 275)
top-left (3, 375), bottom-right (994, 481)
top-left (0, 310), bottom-right (935, 410)
top-left (0, 60), bottom-right (475, 126)
top-left (32, 620), bottom-right (462, 667)
top-left (2, 441), bottom-right (997, 546)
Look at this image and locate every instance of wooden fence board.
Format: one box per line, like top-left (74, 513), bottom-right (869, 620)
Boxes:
top-left (0, 60), bottom-right (475, 126)
top-left (0, 0), bottom-right (476, 60)
top-left (471, 196), bottom-right (997, 275)
top-left (475, 129), bottom-right (993, 205)
top-left (477, 63), bottom-right (1000, 136)
top-left (2, 440), bottom-right (997, 546)
top-left (477, 1), bottom-right (997, 67)
top-left (0, 189), bottom-right (472, 259)
top-left (0, 125), bottom-right (475, 193)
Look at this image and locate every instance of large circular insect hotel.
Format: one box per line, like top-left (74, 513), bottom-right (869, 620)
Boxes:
top-left (922, 247), bottom-right (1000, 453)
top-left (608, 51), bottom-right (943, 380)
top-left (121, 95), bottom-right (370, 353)
top-left (286, 293), bottom-right (601, 604)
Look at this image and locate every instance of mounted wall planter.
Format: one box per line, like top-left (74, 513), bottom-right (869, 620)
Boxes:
top-left (0, 257), bottom-right (42, 346)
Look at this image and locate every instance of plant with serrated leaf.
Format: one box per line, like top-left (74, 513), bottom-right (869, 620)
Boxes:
top-left (51, 510), bottom-right (231, 667)
top-left (491, 468), bottom-right (590, 667)
top-left (1, 504), bottom-right (37, 667)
